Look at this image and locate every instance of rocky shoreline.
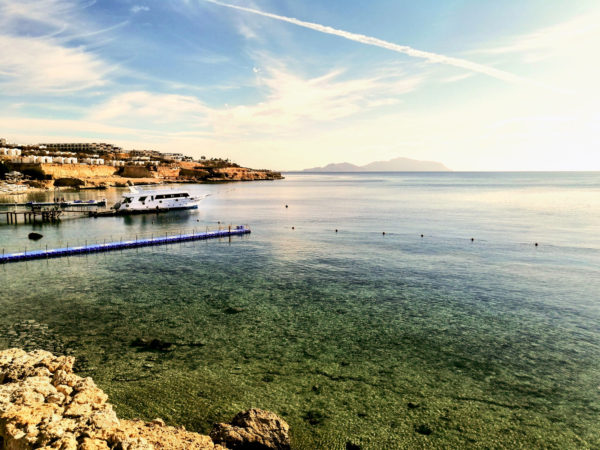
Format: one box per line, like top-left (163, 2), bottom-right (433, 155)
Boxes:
top-left (0, 162), bottom-right (283, 195)
top-left (0, 349), bottom-right (290, 449)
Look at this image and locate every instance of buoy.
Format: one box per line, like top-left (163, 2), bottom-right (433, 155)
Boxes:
top-left (535, 242), bottom-right (538, 247)
top-left (471, 238), bottom-right (474, 242)
top-left (382, 232), bottom-right (386, 235)
top-left (420, 234), bottom-right (424, 238)
top-left (292, 226), bottom-right (295, 230)
top-left (335, 229), bottom-right (338, 233)
top-left (285, 205), bottom-right (288, 208)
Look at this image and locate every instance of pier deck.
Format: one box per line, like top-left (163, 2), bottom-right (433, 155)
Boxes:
top-left (0, 226), bottom-right (251, 264)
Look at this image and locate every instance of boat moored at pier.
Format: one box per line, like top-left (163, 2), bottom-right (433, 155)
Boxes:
top-left (112, 187), bottom-right (202, 213)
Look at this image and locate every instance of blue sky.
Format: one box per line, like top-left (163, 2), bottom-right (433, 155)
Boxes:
top-left (1, 0), bottom-right (599, 170)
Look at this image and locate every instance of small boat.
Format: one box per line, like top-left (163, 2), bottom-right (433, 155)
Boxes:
top-left (112, 187), bottom-right (202, 214)
top-left (60, 199), bottom-right (107, 207)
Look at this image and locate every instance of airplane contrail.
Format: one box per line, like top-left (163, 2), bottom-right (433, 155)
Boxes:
top-left (204, 0), bottom-right (531, 85)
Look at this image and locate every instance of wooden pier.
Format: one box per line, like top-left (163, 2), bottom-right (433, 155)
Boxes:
top-left (2, 209), bottom-right (62, 224)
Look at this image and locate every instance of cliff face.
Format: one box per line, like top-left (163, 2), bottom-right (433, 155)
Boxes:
top-left (0, 349), bottom-right (290, 450)
top-left (4, 162), bottom-right (282, 193)
top-left (120, 166), bottom-right (160, 179)
top-left (40, 164), bottom-right (119, 179)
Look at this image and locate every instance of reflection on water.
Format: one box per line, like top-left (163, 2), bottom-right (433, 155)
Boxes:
top-left (1, 173), bottom-right (600, 448)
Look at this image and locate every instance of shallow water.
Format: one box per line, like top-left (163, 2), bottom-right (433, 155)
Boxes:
top-left (1, 173), bottom-right (599, 448)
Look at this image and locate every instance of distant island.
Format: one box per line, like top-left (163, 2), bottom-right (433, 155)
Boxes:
top-left (303, 156), bottom-right (450, 172)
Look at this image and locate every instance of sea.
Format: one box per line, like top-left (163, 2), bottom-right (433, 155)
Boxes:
top-left (1, 172), bottom-right (599, 449)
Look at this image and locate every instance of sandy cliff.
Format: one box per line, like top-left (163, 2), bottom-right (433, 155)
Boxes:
top-left (0, 349), bottom-right (290, 450)
top-left (40, 164), bottom-right (119, 179)
top-left (38, 163), bottom-right (282, 186)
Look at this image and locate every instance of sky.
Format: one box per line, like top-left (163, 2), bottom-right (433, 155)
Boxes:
top-left (1, 0), bottom-right (599, 171)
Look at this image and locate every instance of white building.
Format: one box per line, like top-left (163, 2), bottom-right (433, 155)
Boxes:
top-left (1, 148), bottom-right (21, 157)
top-left (22, 156), bottom-right (38, 163)
top-left (54, 156), bottom-right (76, 164)
top-left (162, 153), bottom-right (185, 161)
top-left (38, 156), bottom-right (53, 163)
top-left (83, 158), bottom-right (104, 165)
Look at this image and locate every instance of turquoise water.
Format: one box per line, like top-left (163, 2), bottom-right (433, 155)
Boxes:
top-left (1, 173), bottom-right (599, 448)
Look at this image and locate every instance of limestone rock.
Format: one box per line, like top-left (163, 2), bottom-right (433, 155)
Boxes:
top-left (210, 409), bottom-right (291, 450)
top-left (1, 349), bottom-right (285, 450)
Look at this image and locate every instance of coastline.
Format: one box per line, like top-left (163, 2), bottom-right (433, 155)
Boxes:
top-left (0, 161), bottom-right (283, 196)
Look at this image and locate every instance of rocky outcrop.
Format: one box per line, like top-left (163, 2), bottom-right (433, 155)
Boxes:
top-left (0, 349), bottom-right (290, 450)
top-left (211, 168), bottom-right (282, 181)
top-left (211, 409), bottom-right (290, 450)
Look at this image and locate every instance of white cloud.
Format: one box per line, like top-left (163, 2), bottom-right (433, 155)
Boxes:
top-left (208, 64), bottom-right (421, 135)
top-left (131, 5), bottom-right (150, 14)
top-left (0, 0), bottom-right (74, 30)
top-left (0, 35), bottom-right (109, 93)
top-left (86, 61), bottom-right (422, 136)
top-left (90, 91), bottom-right (211, 124)
top-left (0, 0), bottom-right (115, 93)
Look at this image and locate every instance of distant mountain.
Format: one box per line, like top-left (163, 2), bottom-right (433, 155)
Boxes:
top-left (304, 157), bottom-right (450, 172)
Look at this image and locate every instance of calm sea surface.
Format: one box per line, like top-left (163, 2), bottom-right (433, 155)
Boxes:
top-left (1, 172), bottom-right (599, 448)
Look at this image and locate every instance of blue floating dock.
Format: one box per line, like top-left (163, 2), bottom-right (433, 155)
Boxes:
top-left (0, 226), bottom-right (250, 264)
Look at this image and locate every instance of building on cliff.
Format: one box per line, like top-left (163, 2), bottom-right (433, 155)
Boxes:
top-left (41, 142), bottom-right (122, 154)
top-left (1, 148), bottom-right (22, 157)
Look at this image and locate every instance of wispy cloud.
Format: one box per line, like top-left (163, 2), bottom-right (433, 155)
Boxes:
top-left (204, 0), bottom-right (531, 86)
top-left (90, 91), bottom-right (210, 124)
top-left (440, 73), bottom-right (475, 84)
top-left (472, 10), bottom-right (600, 61)
top-left (0, 0), bottom-right (116, 93)
top-left (86, 59), bottom-right (421, 137)
top-left (0, 35), bottom-right (109, 93)
top-left (131, 5), bottom-right (150, 14)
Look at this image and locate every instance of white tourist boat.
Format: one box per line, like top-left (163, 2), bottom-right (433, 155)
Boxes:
top-left (113, 186), bottom-right (202, 213)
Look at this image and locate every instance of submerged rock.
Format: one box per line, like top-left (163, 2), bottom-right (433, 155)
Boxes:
top-left (414, 424), bottom-right (433, 435)
top-left (223, 307), bottom-right (246, 315)
top-left (131, 337), bottom-right (175, 352)
top-left (210, 409), bottom-right (291, 450)
top-left (1, 348), bottom-right (289, 449)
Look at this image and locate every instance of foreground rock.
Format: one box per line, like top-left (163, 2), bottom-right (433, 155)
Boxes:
top-left (0, 349), bottom-right (290, 449)
top-left (211, 409), bottom-right (290, 450)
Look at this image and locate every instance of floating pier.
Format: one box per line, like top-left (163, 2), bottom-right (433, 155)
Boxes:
top-left (0, 226), bottom-right (251, 264)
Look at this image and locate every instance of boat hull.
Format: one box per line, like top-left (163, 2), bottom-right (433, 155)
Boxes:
top-left (115, 204), bottom-right (199, 215)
